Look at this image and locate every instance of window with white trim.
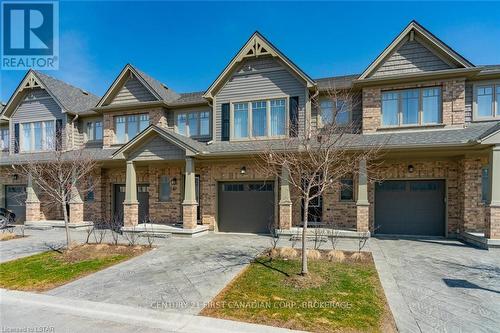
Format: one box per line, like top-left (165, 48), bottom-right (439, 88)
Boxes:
top-left (381, 87), bottom-right (442, 127)
top-left (0, 128), bottom-right (8, 151)
top-left (85, 120), bottom-right (103, 142)
top-left (232, 98), bottom-right (286, 139)
top-left (114, 113), bottom-right (149, 144)
top-left (176, 111), bottom-right (211, 137)
top-left (320, 99), bottom-right (350, 126)
top-left (20, 120), bottom-right (55, 152)
top-left (475, 83), bottom-right (500, 120)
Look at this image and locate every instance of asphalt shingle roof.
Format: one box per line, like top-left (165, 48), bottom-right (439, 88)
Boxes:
top-left (315, 74), bottom-right (360, 91)
top-left (33, 71), bottom-right (100, 114)
top-left (131, 65), bottom-right (180, 103)
top-left (169, 92), bottom-right (207, 106)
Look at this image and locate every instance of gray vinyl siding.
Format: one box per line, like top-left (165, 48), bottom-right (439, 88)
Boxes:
top-left (465, 82), bottom-right (473, 123)
top-left (128, 136), bottom-right (185, 161)
top-left (10, 88), bottom-right (63, 153)
top-left (110, 76), bottom-right (157, 105)
top-left (372, 40), bottom-right (453, 78)
top-left (214, 58), bottom-right (306, 141)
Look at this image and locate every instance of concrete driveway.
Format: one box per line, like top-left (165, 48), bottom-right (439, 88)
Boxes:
top-left (46, 232), bottom-right (270, 314)
top-left (371, 238), bottom-right (500, 333)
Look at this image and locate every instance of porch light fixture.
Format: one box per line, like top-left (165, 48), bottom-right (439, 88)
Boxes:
top-left (171, 178), bottom-right (177, 186)
top-left (240, 166), bottom-right (247, 175)
top-left (12, 174), bottom-right (18, 181)
top-left (408, 165), bottom-right (415, 173)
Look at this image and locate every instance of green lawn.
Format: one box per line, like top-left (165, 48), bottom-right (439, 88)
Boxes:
top-left (201, 254), bottom-right (395, 333)
top-left (0, 244), bottom-right (147, 291)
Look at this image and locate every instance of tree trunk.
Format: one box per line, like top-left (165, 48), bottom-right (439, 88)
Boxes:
top-left (62, 196), bottom-right (71, 248)
top-left (301, 199), bottom-right (309, 275)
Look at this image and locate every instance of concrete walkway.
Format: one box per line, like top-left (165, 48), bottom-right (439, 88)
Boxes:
top-left (371, 237), bottom-right (500, 333)
top-left (0, 289), bottom-right (303, 333)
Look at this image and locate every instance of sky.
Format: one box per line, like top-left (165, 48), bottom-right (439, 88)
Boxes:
top-left (1, 1), bottom-right (500, 102)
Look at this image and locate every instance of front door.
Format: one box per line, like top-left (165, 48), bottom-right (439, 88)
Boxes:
top-left (5, 185), bottom-right (26, 223)
top-left (114, 184), bottom-right (149, 224)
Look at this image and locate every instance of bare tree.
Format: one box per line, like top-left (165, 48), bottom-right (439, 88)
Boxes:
top-left (259, 86), bottom-right (386, 275)
top-left (12, 144), bottom-right (98, 248)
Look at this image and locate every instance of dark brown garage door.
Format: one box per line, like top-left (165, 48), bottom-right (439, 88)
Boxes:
top-left (5, 185), bottom-right (27, 223)
top-left (375, 180), bottom-right (445, 236)
top-left (218, 182), bottom-right (274, 233)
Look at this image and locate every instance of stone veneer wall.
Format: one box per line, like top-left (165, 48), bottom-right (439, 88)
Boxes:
top-left (362, 79), bottom-right (466, 133)
top-left (102, 107), bottom-right (168, 147)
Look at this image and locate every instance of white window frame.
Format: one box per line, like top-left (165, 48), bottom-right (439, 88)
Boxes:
top-left (473, 81), bottom-right (500, 121)
top-left (175, 110), bottom-right (211, 138)
top-left (319, 98), bottom-right (352, 127)
top-left (381, 87), bottom-right (442, 128)
top-left (0, 128), bottom-right (9, 151)
top-left (229, 95), bottom-right (289, 141)
top-left (19, 120), bottom-right (56, 153)
top-left (114, 113), bottom-right (149, 144)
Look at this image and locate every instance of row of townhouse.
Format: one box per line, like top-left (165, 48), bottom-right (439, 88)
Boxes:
top-left (1, 21), bottom-right (499, 244)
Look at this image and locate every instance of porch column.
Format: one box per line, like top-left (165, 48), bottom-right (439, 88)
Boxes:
top-left (486, 146), bottom-right (500, 239)
top-left (26, 173), bottom-right (41, 222)
top-left (356, 159), bottom-right (370, 232)
top-left (279, 166), bottom-right (292, 229)
top-left (123, 161), bottom-right (139, 226)
top-left (68, 170), bottom-right (84, 224)
top-left (182, 157), bottom-right (197, 229)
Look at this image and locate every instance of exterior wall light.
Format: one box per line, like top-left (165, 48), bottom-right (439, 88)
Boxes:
top-left (408, 165), bottom-right (415, 173)
top-left (240, 166), bottom-right (247, 175)
top-left (171, 178), bottom-right (177, 186)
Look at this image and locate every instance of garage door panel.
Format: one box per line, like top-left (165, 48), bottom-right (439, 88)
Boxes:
top-left (218, 182), bottom-right (274, 233)
top-left (6, 185), bottom-right (27, 224)
top-left (375, 180), bottom-right (445, 236)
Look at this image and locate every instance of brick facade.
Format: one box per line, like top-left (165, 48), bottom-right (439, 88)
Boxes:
top-left (362, 79), bottom-right (466, 133)
top-left (485, 206), bottom-right (500, 239)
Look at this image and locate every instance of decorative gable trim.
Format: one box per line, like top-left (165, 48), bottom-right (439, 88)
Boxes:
top-left (112, 124), bottom-right (203, 159)
top-left (2, 70), bottom-right (66, 118)
top-left (359, 20), bottom-right (474, 80)
top-left (203, 31), bottom-right (316, 99)
top-left (97, 64), bottom-right (162, 107)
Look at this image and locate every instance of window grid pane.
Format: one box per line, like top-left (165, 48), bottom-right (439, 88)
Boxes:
top-left (335, 100), bottom-right (349, 125)
top-left (188, 113), bottom-right (199, 136)
top-left (127, 115), bottom-right (138, 140)
top-left (252, 101), bottom-right (266, 137)
top-left (115, 116), bottom-right (126, 143)
top-left (422, 88), bottom-right (441, 124)
top-left (401, 89), bottom-right (419, 125)
top-left (270, 99), bottom-right (286, 136)
top-left (33, 122), bottom-right (42, 151)
top-left (200, 112), bottom-right (210, 136)
top-left (44, 121), bottom-right (55, 150)
top-left (86, 122), bottom-right (94, 141)
top-left (95, 121), bottom-right (103, 140)
top-left (0, 129), bottom-right (8, 150)
top-left (177, 114), bottom-right (187, 136)
top-left (139, 114), bottom-right (149, 132)
top-left (477, 85), bottom-right (493, 118)
top-left (320, 100), bottom-right (334, 125)
top-left (234, 103), bottom-right (248, 138)
top-left (382, 92), bottom-right (399, 126)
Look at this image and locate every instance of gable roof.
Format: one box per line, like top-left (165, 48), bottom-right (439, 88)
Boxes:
top-left (112, 124), bottom-right (206, 159)
top-left (2, 70), bottom-right (100, 118)
top-left (97, 64), bottom-right (180, 107)
top-left (203, 31), bottom-right (316, 99)
top-left (359, 20), bottom-right (474, 80)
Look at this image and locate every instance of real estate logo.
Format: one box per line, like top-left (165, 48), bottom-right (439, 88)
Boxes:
top-left (1, 0), bottom-right (59, 70)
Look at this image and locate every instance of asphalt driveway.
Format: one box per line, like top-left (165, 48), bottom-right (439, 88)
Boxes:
top-left (371, 238), bottom-right (500, 333)
top-left (46, 232), bottom-right (270, 314)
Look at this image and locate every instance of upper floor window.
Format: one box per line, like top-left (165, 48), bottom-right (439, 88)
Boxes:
top-left (320, 99), bottom-right (350, 126)
top-left (86, 120), bottom-right (103, 142)
top-left (20, 120), bottom-right (55, 152)
top-left (0, 128), bottom-right (8, 151)
top-left (382, 87), bottom-right (441, 127)
top-left (232, 98), bottom-right (286, 140)
top-left (115, 114), bottom-right (149, 144)
top-left (176, 111), bottom-right (210, 137)
top-left (475, 84), bottom-right (500, 120)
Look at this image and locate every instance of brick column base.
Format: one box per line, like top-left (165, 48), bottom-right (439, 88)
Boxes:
top-left (182, 204), bottom-right (197, 229)
top-left (356, 204), bottom-right (369, 232)
top-left (485, 205), bottom-right (500, 239)
top-left (69, 202), bottom-right (84, 224)
top-left (279, 204), bottom-right (292, 230)
top-left (123, 203), bottom-right (139, 227)
top-left (26, 201), bottom-right (41, 221)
